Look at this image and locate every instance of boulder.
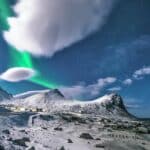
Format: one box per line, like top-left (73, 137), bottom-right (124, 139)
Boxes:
top-left (136, 127), bottom-right (148, 134)
top-left (80, 133), bottom-right (94, 140)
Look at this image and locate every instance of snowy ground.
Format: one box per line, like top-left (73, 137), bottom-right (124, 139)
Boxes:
top-left (0, 91), bottom-right (150, 150)
top-left (0, 109), bottom-right (150, 150)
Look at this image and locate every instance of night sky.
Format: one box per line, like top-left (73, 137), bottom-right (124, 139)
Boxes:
top-left (0, 0), bottom-right (150, 118)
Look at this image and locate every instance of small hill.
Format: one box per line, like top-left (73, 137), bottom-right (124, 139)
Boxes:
top-left (0, 87), bottom-right (12, 101)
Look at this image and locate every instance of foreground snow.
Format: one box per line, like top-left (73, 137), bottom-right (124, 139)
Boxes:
top-left (0, 89), bottom-right (149, 150)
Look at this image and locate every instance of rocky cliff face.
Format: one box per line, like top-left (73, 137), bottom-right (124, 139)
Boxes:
top-left (65, 93), bottom-right (132, 118)
top-left (97, 93), bottom-right (130, 117)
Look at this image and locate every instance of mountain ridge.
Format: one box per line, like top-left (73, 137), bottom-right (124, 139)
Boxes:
top-left (0, 88), bottom-right (134, 118)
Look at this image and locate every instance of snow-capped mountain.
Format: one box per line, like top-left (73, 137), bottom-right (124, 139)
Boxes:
top-left (0, 88), bottom-right (132, 118)
top-left (12, 90), bottom-right (132, 117)
top-left (65, 93), bottom-right (132, 118)
top-left (14, 89), bottom-right (65, 99)
top-left (0, 87), bottom-right (12, 101)
top-left (91, 93), bottom-right (128, 114)
top-left (10, 89), bottom-right (67, 109)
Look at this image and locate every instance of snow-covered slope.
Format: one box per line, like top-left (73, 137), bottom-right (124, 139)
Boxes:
top-left (0, 88), bottom-right (149, 150)
top-left (77, 93), bottom-right (130, 117)
top-left (89, 93), bottom-right (128, 112)
top-left (60, 93), bottom-right (131, 118)
top-left (2, 88), bottom-right (132, 118)
top-left (11, 89), bottom-right (67, 109)
top-left (14, 89), bottom-right (61, 99)
top-left (22, 89), bottom-right (65, 106)
top-left (0, 87), bottom-right (12, 101)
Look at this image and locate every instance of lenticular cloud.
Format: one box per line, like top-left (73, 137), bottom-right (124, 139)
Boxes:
top-left (4, 0), bottom-right (116, 57)
top-left (0, 67), bottom-right (36, 82)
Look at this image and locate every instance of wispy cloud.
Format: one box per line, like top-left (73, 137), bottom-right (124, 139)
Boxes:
top-left (123, 78), bottom-right (133, 85)
top-left (133, 66), bottom-right (150, 79)
top-left (107, 86), bottom-right (122, 92)
top-left (122, 66), bottom-right (150, 86)
top-left (60, 77), bottom-right (116, 99)
top-left (61, 65), bottom-right (150, 99)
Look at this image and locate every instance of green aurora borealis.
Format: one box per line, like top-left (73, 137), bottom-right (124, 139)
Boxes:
top-left (0, 0), bottom-right (57, 89)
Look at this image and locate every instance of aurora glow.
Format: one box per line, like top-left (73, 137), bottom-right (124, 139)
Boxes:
top-left (9, 47), bottom-right (33, 68)
top-left (0, 0), bottom-right (57, 89)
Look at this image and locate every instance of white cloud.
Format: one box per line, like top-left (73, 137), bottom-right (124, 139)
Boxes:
top-left (125, 104), bottom-right (140, 109)
top-left (4, 0), bottom-right (116, 57)
top-left (107, 86), bottom-right (122, 92)
top-left (133, 66), bottom-right (150, 79)
top-left (124, 98), bottom-right (141, 109)
top-left (0, 67), bottom-right (36, 82)
top-left (60, 77), bottom-right (116, 99)
top-left (123, 78), bottom-right (133, 85)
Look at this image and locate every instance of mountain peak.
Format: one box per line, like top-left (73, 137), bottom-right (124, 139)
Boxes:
top-left (14, 89), bottom-right (65, 100)
top-left (10, 89), bottom-right (67, 109)
top-left (80, 93), bottom-right (131, 117)
top-left (110, 93), bottom-right (124, 107)
top-left (96, 93), bottom-right (126, 110)
top-left (46, 89), bottom-right (65, 99)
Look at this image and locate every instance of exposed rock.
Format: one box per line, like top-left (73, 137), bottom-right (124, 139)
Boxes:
top-left (79, 133), bottom-right (94, 140)
top-left (107, 129), bottom-right (113, 132)
top-left (148, 127), bottom-right (150, 134)
top-left (59, 146), bottom-right (65, 150)
top-left (42, 127), bottom-right (48, 130)
top-left (136, 127), bottom-right (148, 134)
top-left (12, 137), bottom-right (30, 147)
top-left (67, 139), bottom-right (73, 143)
top-left (8, 138), bottom-right (12, 141)
top-left (95, 143), bottom-right (105, 148)
top-left (60, 113), bottom-right (86, 123)
top-left (39, 115), bottom-right (54, 121)
top-left (100, 93), bottom-right (132, 117)
top-left (2, 130), bottom-right (10, 135)
top-left (95, 138), bottom-right (101, 140)
top-left (54, 127), bottom-right (63, 131)
top-left (19, 130), bottom-right (28, 134)
top-left (0, 145), bottom-right (5, 150)
top-left (28, 146), bottom-right (35, 150)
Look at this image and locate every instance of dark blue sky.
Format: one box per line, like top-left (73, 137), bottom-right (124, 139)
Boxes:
top-left (0, 0), bottom-right (150, 117)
